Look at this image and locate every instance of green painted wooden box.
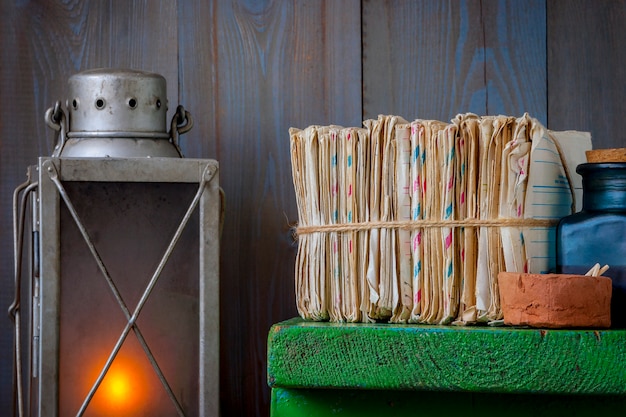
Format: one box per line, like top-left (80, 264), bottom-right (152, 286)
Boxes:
top-left (267, 318), bottom-right (626, 416)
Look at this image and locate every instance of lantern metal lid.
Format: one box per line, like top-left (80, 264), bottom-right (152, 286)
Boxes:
top-left (44, 68), bottom-right (193, 158)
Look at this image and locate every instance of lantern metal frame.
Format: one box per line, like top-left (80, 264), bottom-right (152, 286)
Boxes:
top-left (16, 156), bottom-right (220, 417)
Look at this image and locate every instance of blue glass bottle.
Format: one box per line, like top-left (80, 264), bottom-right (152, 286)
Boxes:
top-left (556, 163), bottom-right (626, 328)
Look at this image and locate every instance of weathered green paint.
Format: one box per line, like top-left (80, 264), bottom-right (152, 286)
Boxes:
top-left (267, 318), bottom-right (626, 395)
top-left (271, 387), bottom-right (626, 417)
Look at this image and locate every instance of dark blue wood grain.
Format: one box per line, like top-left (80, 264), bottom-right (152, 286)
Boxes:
top-left (548, 0), bottom-right (626, 148)
top-left (363, 0), bottom-right (547, 124)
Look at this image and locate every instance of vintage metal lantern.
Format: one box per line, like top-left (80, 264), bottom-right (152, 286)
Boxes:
top-left (10, 69), bottom-right (220, 416)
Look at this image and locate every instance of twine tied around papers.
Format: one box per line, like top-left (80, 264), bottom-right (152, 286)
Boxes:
top-left (295, 217), bottom-right (559, 237)
top-left (294, 131), bottom-right (576, 239)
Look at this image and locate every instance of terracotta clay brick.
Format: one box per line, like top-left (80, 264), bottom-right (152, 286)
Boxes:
top-left (498, 272), bottom-right (612, 329)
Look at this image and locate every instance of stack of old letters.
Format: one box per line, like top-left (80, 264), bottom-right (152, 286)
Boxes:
top-left (290, 114), bottom-right (590, 324)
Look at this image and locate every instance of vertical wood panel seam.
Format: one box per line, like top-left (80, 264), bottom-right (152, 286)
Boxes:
top-left (360, 0), bottom-right (365, 121)
top-left (543, 1), bottom-right (550, 128)
top-left (480, 0), bottom-right (488, 114)
top-left (212, 0), bottom-right (220, 160)
top-left (176, 0), bottom-right (181, 106)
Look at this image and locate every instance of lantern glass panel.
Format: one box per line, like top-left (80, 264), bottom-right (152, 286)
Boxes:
top-left (58, 182), bottom-right (200, 416)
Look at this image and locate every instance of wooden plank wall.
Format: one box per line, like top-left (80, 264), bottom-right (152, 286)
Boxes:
top-left (176, 1), bottom-right (362, 415)
top-left (1, 1), bottom-right (625, 416)
top-left (548, 0), bottom-right (626, 144)
top-left (363, 0), bottom-right (547, 123)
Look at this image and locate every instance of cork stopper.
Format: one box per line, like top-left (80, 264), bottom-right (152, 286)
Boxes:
top-left (586, 148), bottom-right (626, 163)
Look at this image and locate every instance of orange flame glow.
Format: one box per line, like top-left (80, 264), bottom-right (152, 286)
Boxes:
top-left (87, 354), bottom-right (150, 416)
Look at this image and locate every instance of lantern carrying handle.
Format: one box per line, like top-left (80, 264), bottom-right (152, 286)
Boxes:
top-left (45, 101), bottom-right (68, 157)
top-left (169, 105), bottom-right (193, 156)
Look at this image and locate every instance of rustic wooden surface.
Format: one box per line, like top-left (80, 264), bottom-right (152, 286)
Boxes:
top-left (1, 1), bottom-right (626, 416)
top-left (268, 318), bottom-right (626, 393)
top-left (271, 388), bottom-right (626, 417)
